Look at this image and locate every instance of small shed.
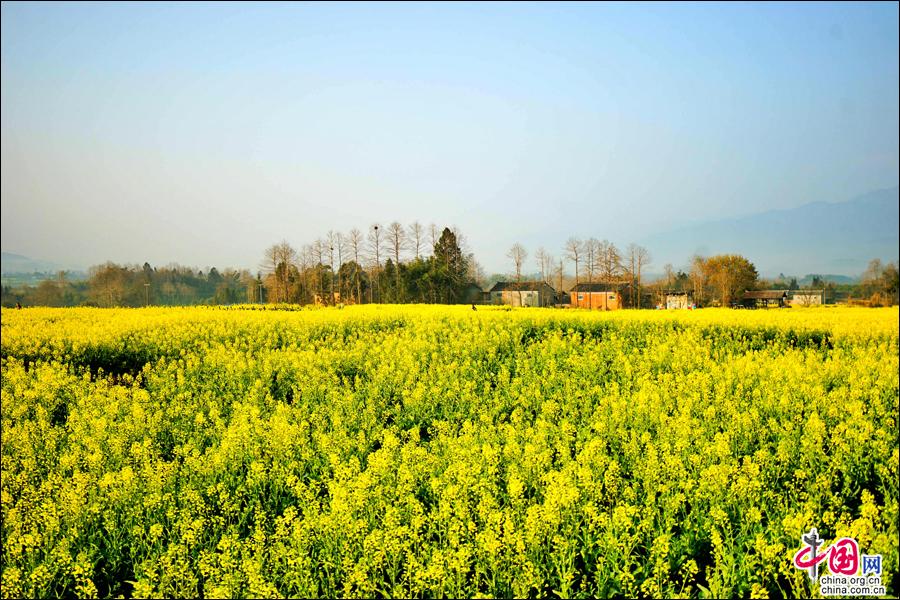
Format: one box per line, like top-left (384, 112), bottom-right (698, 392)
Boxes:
top-left (314, 291), bottom-right (341, 306)
top-left (739, 290), bottom-right (788, 309)
top-left (488, 281), bottom-right (556, 307)
top-left (570, 282), bottom-right (630, 310)
top-left (789, 289), bottom-right (825, 306)
top-left (664, 290), bottom-right (693, 309)
top-left (458, 282), bottom-right (486, 304)
top-left (555, 290), bottom-right (572, 307)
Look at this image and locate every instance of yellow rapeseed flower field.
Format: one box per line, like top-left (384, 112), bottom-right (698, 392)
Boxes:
top-left (1, 305), bottom-right (897, 598)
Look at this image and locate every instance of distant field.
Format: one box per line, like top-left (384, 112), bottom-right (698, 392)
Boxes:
top-left (1, 305), bottom-right (897, 598)
top-left (1, 272), bottom-right (88, 287)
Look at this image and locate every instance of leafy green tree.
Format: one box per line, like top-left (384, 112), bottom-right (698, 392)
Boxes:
top-left (861, 259), bottom-right (899, 305)
top-left (882, 262), bottom-right (899, 302)
top-left (88, 263), bottom-right (133, 307)
top-left (33, 279), bottom-right (64, 307)
top-left (404, 257), bottom-right (435, 302)
top-left (380, 259), bottom-right (399, 303)
top-left (207, 267), bottom-right (223, 287)
top-left (338, 261), bottom-right (369, 303)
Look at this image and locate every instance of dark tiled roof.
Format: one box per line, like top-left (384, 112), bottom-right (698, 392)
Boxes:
top-left (489, 281), bottom-right (555, 292)
top-left (742, 290), bottom-right (788, 300)
top-left (570, 282), bottom-right (628, 292)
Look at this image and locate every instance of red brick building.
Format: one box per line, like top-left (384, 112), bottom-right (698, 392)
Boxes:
top-left (570, 282), bottom-right (630, 310)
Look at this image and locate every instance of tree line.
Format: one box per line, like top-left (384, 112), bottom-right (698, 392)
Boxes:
top-left (504, 238), bottom-right (652, 307)
top-left (1, 222), bottom-right (897, 307)
top-left (1, 263), bottom-right (256, 308)
top-left (259, 223), bottom-right (475, 305)
top-left (0, 223), bottom-right (479, 308)
top-left (504, 238), bottom-right (758, 307)
top-left (504, 237), bottom-right (898, 307)
top-left (636, 255), bottom-right (898, 307)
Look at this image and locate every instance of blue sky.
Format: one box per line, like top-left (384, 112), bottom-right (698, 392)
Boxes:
top-left (2, 1), bottom-right (897, 273)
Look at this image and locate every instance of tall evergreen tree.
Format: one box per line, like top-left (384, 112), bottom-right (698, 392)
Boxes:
top-left (431, 227), bottom-right (468, 302)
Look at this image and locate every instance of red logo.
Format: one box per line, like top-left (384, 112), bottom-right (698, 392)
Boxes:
top-left (793, 528), bottom-right (859, 580)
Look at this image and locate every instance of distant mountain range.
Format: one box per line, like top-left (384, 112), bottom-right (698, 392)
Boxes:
top-left (0, 252), bottom-right (83, 275)
top-left (640, 270), bottom-right (859, 285)
top-left (640, 187), bottom-right (899, 277)
top-left (796, 273), bottom-right (857, 285)
top-left (4, 188), bottom-right (898, 281)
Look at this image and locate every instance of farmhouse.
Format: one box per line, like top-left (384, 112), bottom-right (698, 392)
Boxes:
top-left (663, 290), bottom-right (693, 309)
top-left (789, 289), bottom-right (825, 306)
top-left (488, 281), bottom-right (556, 307)
top-left (739, 290), bottom-right (788, 308)
top-left (570, 282), bottom-right (630, 310)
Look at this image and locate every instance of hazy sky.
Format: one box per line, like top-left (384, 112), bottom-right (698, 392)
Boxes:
top-left (2, 1), bottom-right (898, 273)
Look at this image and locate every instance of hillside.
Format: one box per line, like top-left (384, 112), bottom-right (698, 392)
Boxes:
top-left (641, 187), bottom-right (899, 276)
top-left (0, 252), bottom-right (63, 275)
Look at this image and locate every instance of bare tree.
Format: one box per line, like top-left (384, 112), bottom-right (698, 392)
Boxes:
top-left (327, 231), bottom-right (338, 302)
top-left (467, 256), bottom-right (486, 287)
top-left (451, 226), bottom-right (470, 256)
top-left (241, 270), bottom-right (259, 303)
top-left (689, 254), bottom-right (707, 306)
top-left (597, 240), bottom-right (622, 282)
top-left (429, 223), bottom-right (439, 251)
top-left (312, 239), bottom-right (328, 302)
top-left (261, 241), bottom-right (297, 303)
top-left (508, 243), bottom-right (528, 307)
top-left (794, 292), bottom-right (815, 307)
top-left (583, 238), bottom-right (599, 284)
top-left (349, 228), bottom-right (364, 303)
top-left (625, 243), bottom-right (651, 308)
top-left (508, 243), bottom-right (528, 282)
top-left (261, 244), bottom-right (280, 302)
top-left (594, 240), bottom-right (622, 309)
top-left (408, 221), bottom-right (424, 260)
top-left (277, 242), bottom-right (298, 303)
top-left (635, 245), bottom-right (650, 308)
top-left (296, 245), bottom-right (313, 303)
top-left (386, 221), bottom-right (406, 299)
top-left (556, 258), bottom-right (565, 301)
top-left (535, 247), bottom-right (552, 285)
top-left (368, 224), bottom-right (383, 302)
top-left (862, 258), bottom-right (884, 284)
top-left (283, 242), bottom-right (299, 281)
top-left (624, 244), bottom-right (637, 307)
top-left (387, 221), bottom-right (406, 266)
top-left (298, 244), bottom-right (312, 302)
top-left (334, 232), bottom-right (345, 302)
top-left (663, 263), bottom-right (676, 290)
top-left (368, 224), bottom-right (383, 268)
top-left (88, 263), bottom-right (128, 307)
top-left (565, 237), bottom-right (582, 288)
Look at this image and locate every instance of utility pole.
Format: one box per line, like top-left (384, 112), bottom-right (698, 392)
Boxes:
top-left (373, 224), bottom-right (379, 303)
top-left (558, 258), bottom-right (564, 304)
top-left (144, 283), bottom-right (150, 307)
